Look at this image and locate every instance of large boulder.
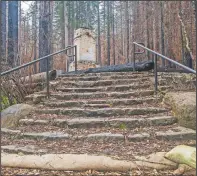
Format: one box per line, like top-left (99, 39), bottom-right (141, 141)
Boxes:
top-left (1, 104), bottom-right (34, 129)
top-left (163, 92), bottom-right (196, 130)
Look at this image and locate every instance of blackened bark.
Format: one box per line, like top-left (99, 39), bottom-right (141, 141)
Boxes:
top-left (107, 1), bottom-right (110, 65)
top-left (97, 1), bottom-right (101, 66)
top-left (1, 1), bottom-right (6, 62)
top-left (63, 61), bottom-right (154, 75)
top-left (8, 1), bottom-right (18, 67)
top-left (39, 1), bottom-right (51, 73)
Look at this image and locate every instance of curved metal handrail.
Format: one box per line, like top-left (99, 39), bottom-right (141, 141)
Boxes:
top-left (133, 42), bottom-right (196, 94)
top-left (1, 45), bottom-right (77, 98)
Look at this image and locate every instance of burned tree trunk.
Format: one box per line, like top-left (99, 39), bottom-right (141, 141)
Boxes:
top-left (8, 1), bottom-right (18, 67)
top-left (63, 61), bottom-right (154, 75)
top-left (39, 1), bottom-right (52, 73)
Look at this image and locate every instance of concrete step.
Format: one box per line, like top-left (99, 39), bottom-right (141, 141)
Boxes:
top-left (43, 97), bottom-right (159, 108)
top-left (24, 90), bottom-right (156, 103)
top-left (56, 83), bottom-right (152, 93)
top-left (2, 125), bottom-right (196, 142)
top-left (50, 90), bottom-right (155, 100)
top-left (19, 116), bottom-right (177, 129)
top-left (54, 78), bottom-right (150, 87)
top-left (57, 74), bottom-right (153, 82)
top-left (35, 107), bottom-right (168, 117)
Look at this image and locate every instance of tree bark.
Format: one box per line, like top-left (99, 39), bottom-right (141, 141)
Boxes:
top-left (33, 2), bottom-right (37, 73)
top-left (0, 1), bottom-right (6, 62)
top-left (107, 1), bottom-right (110, 65)
top-left (8, 1), bottom-right (18, 67)
top-left (97, 1), bottom-right (101, 66)
top-left (178, 11), bottom-right (194, 68)
top-left (125, 1), bottom-right (129, 63)
top-left (160, 1), bottom-right (165, 66)
top-left (39, 1), bottom-right (51, 73)
top-left (112, 1), bottom-right (115, 65)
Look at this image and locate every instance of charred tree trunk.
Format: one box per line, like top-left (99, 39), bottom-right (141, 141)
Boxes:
top-left (107, 1), bottom-right (110, 65)
top-left (1, 1), bottom-right (6, 62)
top-left (65, 61), bottom-right (154, 75)
top-left (97, 1), bottom-right (101, 66)
top-left (8, 1), bottom-right (18, 67)
top-left (33, 1), bottom-right (37, 73)
top-left (39, 1), bottom-right (51, 73)
top-left (160, 1), bottom-right (165, 66)
top-left (112, 1), bottom-right (115, 65)
top-left (125, 1), bottom-right (129, 63)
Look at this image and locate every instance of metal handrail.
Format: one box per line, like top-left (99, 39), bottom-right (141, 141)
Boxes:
top-left (1, 45), bottom-right (77, 98)
top-left (133, 42), bottom-right (196, 94)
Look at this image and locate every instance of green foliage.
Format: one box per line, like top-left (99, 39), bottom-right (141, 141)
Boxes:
top-left (119, 123), bottom-right (127, 130)
top-left (1, 95), bottom-right (17, 112)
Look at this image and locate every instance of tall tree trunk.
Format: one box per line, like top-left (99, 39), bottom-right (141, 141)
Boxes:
top-left (146, 1), bottom-right (150, 60)
top-left (179, 1), bottom-right (184, 64)
top-left (8, 1), bottom-right (18, 67)
top-left (18, 1), bottom-right (22, 66)
top-left (160, 1), bottom-right (165, 66)
top-left (153, 2), bottom-right (156, 52)
top-left (49, 1), bottom-right (53, 69)
top-left (64, 1), bottom-right (69, 71)
top-left (107, 1), bottom-right (110, 65)
top-left (97, 1), bottom-right (101, 66)
top-left (61, 2), bottom-right (65, 49)
top-left (1, 1), bottom-right (6, 62)
top-left (112, 1), bottom-right (115, 65)
top-left (125, 1), bottom-right (129, 63)
top-left (33, 1), bottom-right (37, 73)
top-left (0, 1), bottom-right (2, 67)
top-left (39, 1), bottom-right (51, 72)
top-left (86, 1), bottom-right (90, 28)
top-left (103, 1), bottom-right (106, 35)
top-left (64, 1), bottom-right (68, 47)
top-left (120, 2), bottom-right (123, 56)
top-left (67, 1), bottom-right (71, 46)
top-left (72, 1), bottom-right (75, 44)
top-left (178, 7), bottom-right (194, 68)
top-left (76, 1), bottom-right (79, 29)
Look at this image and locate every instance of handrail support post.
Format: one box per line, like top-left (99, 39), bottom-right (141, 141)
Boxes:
top-left (133, 44), bottom-right (136, 71)
top-left (154, 54), bottom-right (158, 95)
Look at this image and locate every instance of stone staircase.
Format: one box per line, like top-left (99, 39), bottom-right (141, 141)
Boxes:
top-left (2, 71), bottom-right (196, 175)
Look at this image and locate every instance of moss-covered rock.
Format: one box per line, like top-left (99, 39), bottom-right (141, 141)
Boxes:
top-left (1, 104), bottom-right (34, 129)
top-left (163, 92), bottom-right (196, 130)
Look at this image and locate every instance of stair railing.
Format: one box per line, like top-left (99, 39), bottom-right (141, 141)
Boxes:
top-left (1, 45), bottom-right (77, 98)
top-left (133, 42), bottom-right (196, 95)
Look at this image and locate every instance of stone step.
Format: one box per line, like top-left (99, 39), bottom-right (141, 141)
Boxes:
top-left (56, 85), bottom-right (171, 93)
top-left (55, 78), bottom-right (150, 87)
top-left (19, 116), bottom-right (177, 129)
top-left (2, 126), bottom-right (196, 142)
top-left (35, 107), bottom-right (168, 117)
top-left (1, 145), bottom-right (47, 154)
top-left (43, 97), bottom-right (159, 108)
top-left (56, 83), bottom-right (152, 93)
top-left (57, 74), bottom-right (153, 82)
top-left (50, 90), bottom-right (155, 100)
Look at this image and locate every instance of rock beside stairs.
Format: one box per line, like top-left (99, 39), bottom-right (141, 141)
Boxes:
top-left (1, 104), bottom-right (34, 129)
top-left (163, 92), bottom-right (196, 130)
